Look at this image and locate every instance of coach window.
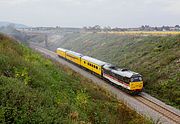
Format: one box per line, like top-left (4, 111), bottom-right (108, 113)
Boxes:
top-left (96, 66), bottom-right (98, 69)
top-left (84, 61), bottom-right (86, 64)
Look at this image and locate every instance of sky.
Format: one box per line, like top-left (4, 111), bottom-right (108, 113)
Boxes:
top-left (0, 0), bottom-right (180, 27)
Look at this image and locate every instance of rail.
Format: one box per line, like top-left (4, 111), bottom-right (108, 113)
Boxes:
top-left (135, 94), bottom-right (180, 124)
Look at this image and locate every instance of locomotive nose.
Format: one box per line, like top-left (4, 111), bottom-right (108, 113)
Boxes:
top-left (130, 81), bottom-right (143, 90)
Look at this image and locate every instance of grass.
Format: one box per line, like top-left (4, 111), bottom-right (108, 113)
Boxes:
top-left (0, 34), bottom-right (152, 123)
top-left (52, 33), bottom-right (180, 109)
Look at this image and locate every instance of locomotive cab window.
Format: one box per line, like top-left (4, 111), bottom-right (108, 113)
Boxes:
top-left (131, 77), bottom-right (142, 82)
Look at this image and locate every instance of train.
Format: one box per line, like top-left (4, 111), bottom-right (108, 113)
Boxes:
top-left (56, 48), bottom-right (143, 94)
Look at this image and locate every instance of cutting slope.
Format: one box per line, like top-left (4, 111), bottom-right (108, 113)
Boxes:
top-left (0, 34), bottom-right (151, 123)
top-left (52, 33), bottom-right (180, 108)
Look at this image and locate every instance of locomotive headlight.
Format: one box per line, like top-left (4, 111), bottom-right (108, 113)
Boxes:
top-left (139, 77), bottom-right (142, 81)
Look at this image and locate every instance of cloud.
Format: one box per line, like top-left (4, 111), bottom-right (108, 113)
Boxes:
top-left (164, 0), bottom-right (180, 15)
top-left (0, 0), bottom-right (179, 27)
top-left (0, 0), bottom-right (29, 4)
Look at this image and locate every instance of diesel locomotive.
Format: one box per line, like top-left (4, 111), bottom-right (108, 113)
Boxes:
top-left (56, 48), bottom-right (143, 94)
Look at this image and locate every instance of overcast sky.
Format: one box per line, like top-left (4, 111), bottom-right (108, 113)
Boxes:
top-left (0, 0), bottom-right (180, 27)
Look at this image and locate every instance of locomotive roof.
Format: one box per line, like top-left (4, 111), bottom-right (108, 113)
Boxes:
top-left (66, 50), bottom-right (83, 57)
top-left (82, 56), bottom-right (107, 66)
top-left (103, 64), bottom-right (141, 78)
top-left (57, 48), bottom-right (68, 52)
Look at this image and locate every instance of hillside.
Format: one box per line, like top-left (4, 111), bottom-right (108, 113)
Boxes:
top-left (0, 34), bottom-right (152, 123)
top-left (0, 25), bottom-right (29, 42)
top-left (0, 21), bottom-right (28, 29)
top-left (45, 33), bottom-right (180, 108)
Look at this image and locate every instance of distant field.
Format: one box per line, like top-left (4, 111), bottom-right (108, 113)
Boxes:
top-left (98, 31), bottom-right (180, 36)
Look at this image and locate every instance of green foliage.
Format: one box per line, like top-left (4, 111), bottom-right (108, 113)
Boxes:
top-left (75, 90), bottom-right (90, 110)
top-left (57, 33), bottom-right (180, 108)
top-left (14, 67), bottom-right (31, 85)
top-left (0, 34), bottom-right (152, 123)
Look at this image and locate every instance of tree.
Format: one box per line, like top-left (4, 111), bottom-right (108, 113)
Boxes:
top-left (175, 25), bottom-right (180, 28)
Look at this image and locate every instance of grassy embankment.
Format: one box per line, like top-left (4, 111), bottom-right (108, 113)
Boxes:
top-left (55, 33), bottom-right (180, 108)
top-left (0, 34), bottom-right (152, 123)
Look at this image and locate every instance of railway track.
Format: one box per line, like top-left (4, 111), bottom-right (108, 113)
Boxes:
top-left (135, 95), bottom-right (180, 124)
top-left (30, 43), bottom-right (180, 124)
